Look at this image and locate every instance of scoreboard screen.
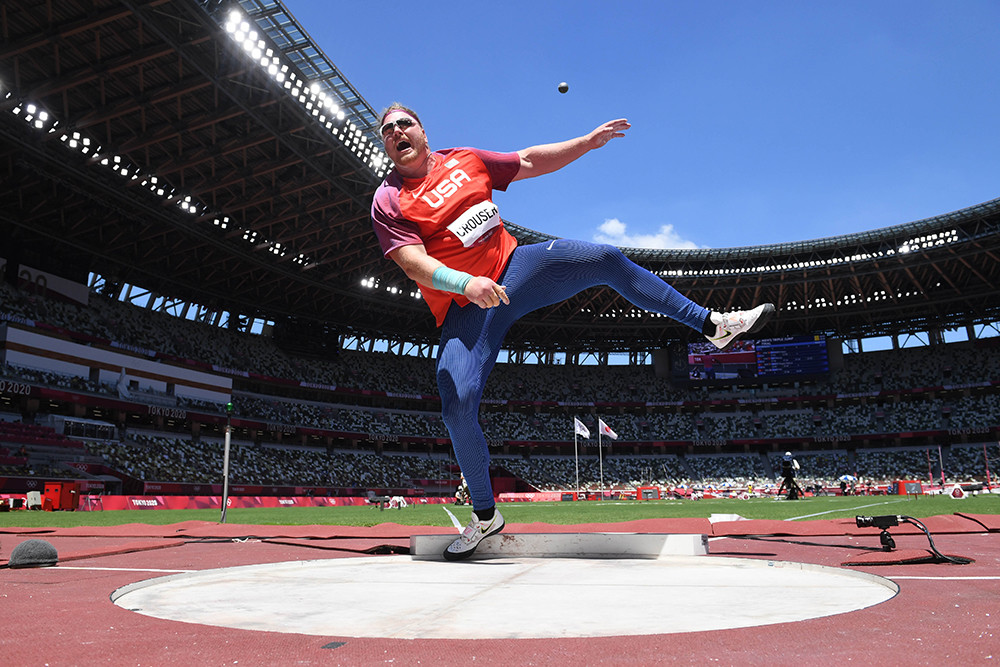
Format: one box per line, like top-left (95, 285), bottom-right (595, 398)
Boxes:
top-left (686, 335), bottom-right (829, 382)
top-left (754, 336), bottom-right (830, 377)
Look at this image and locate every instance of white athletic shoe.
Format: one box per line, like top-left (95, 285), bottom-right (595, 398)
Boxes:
top-left (706, 303), bottom-right (775, 352)
top-left (443, 509), bottom-right (505, 561)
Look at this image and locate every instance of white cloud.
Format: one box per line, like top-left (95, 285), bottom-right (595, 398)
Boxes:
top-left (593, 218), bottom-right (705, 250)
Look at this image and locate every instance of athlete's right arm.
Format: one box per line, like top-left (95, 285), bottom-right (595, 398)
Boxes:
top-left (389, 244), bottom-right (509, 308)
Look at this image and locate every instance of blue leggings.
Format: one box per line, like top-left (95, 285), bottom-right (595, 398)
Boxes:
top-left (436, 240), bottom-right (710, 511)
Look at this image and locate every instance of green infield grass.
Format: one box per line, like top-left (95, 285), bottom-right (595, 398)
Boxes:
top-left (2, 493), bottom-right (996, 528)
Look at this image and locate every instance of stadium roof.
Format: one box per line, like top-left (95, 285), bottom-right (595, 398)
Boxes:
top-left (2, 0), bottom-right (1000, 356)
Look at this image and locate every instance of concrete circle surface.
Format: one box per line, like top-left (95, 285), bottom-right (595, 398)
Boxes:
top-left (113, 555), bottom-right (898, 639)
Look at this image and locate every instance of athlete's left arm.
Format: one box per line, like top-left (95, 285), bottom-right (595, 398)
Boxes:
top-left (512, 118), bottom-right (630, 181)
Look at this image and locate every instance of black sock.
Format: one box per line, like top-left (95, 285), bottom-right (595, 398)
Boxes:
top-left (701, 313), bottom-right (716, 336)
top-left (475, 506), bottom-right (495, 521)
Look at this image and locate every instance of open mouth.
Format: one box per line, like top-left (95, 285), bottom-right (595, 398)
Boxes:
top-left (396, 140), bottom-right (412, 152)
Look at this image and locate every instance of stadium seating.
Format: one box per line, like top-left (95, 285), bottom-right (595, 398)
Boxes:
top-left (2, 279), bottom-right (999, 494)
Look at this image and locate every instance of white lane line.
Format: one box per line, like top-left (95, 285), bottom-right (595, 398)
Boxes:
top-left (442, 506), bottom-right (463, 531)
top-left (786, 499), bottom-right (908, 521)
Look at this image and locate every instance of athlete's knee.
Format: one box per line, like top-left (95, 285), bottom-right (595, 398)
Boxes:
top-left (441, 398), bottom-right (478, 427)
top-left (605, 242), bottom-right (627, 256)
top-left (438, 372), bottom-right (480, 424)
top-left (588, 242), bottom-right (628, 267)
top-left (577, 241), bottom-right (620, 259)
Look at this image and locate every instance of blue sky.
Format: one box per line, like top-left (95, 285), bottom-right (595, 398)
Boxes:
top-left (283, 0), bottom-right (999, 250)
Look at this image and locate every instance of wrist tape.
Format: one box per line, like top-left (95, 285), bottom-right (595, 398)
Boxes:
top-left (431, 266), bottom-right (473, 295)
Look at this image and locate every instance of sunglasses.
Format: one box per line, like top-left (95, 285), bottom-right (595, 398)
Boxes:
top-left (380, 116), bottom-right (416, 138)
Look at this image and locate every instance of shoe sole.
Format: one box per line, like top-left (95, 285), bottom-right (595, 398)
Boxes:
top-left (716, 303), bottom-right (775, 353)
top-left (441, 518), bottom-right (505, 561)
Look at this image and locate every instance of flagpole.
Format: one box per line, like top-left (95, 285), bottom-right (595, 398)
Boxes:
top-left (574, 430), bottom-right (580, 497)
top-left (598, 427), bottom-right (604, 496)
top-left (220, 403), bottom-right (233, 523)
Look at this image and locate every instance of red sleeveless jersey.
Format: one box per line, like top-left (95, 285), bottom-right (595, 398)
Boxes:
top-left (371, 148), bottom-right (521, 326)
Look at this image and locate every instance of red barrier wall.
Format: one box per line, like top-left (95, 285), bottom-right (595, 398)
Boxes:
top-left (76, 494), bottom-right (454, 511)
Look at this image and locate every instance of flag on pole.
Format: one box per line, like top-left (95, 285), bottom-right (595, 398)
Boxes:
top-left (574, 418), bottom-right (591, 439)
top-left (598, 418), bottom-right (618, 440)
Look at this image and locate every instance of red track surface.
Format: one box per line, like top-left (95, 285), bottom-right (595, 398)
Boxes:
top-left (2, 516), bottom-right (997, 665)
